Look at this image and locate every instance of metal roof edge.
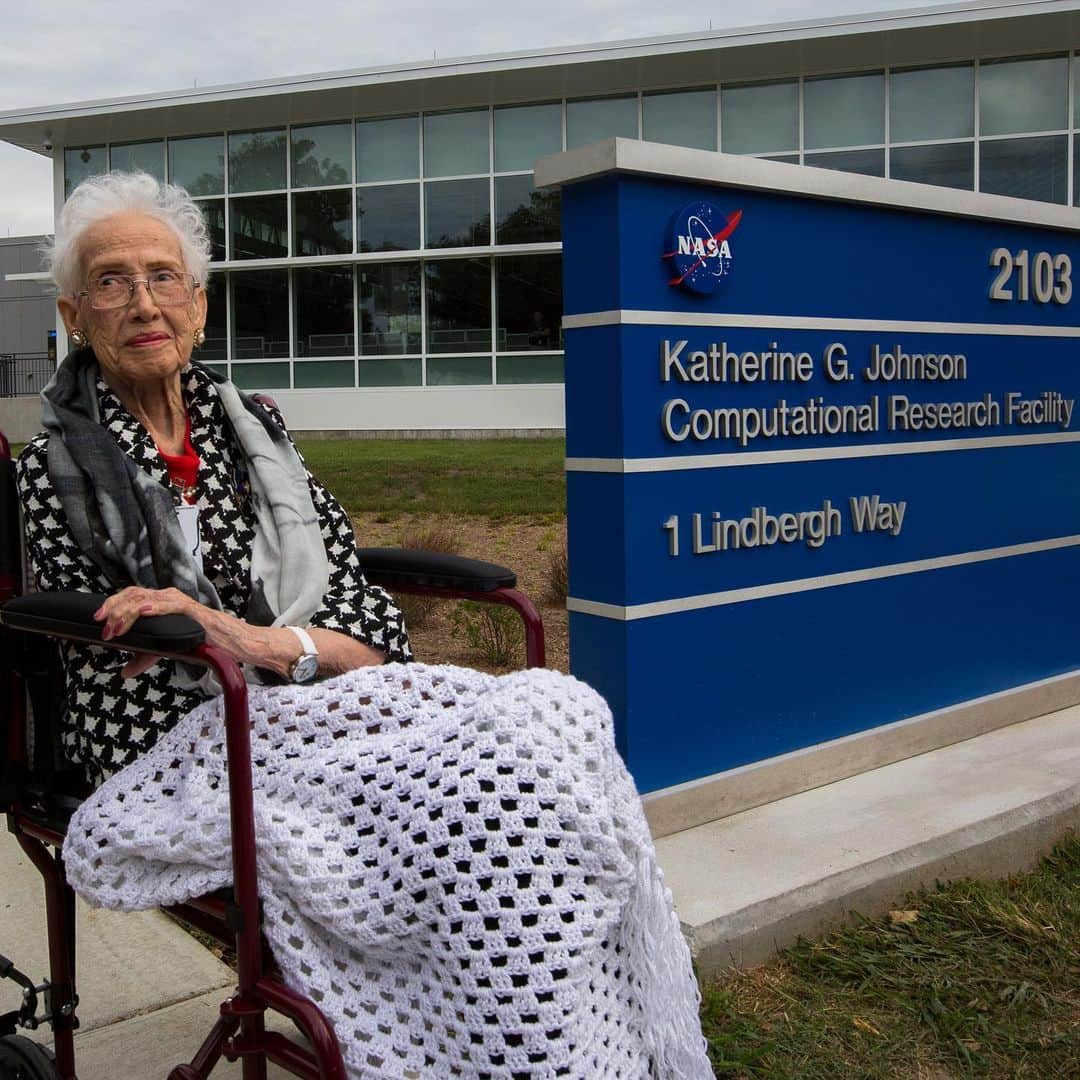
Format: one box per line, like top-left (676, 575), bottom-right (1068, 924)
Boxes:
top-left (0, 0), bottom-right (1067, 129)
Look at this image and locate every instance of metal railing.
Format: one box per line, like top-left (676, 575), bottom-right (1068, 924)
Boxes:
top-left (0, 353), bottom-right (54, 398)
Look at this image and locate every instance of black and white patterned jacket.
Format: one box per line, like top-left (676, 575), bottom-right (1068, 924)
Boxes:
top-left (17, 364), bottom-right (410, 787)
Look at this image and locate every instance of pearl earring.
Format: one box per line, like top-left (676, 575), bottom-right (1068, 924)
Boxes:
top-left (193, 328), bottom-right (206, 348)
top-left (70, 329), bottom-right (87, 347)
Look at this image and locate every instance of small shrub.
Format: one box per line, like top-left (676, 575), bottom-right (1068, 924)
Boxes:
top-left (536, 527), bottom-right (557, 553)
top-left (451, 601), bottom-right (525, 670)
top-left (546, 545), bottom-right (568, 606)
top-left (396, 525), bottom-right (463, 629)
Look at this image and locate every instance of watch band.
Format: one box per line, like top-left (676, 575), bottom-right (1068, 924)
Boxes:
top-left (284, 624), bottom-right (319, 683)
top-left (285, 624), bottom-right (317, 657)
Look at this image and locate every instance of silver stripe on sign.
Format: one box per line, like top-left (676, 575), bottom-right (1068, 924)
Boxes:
top-left (566, 430), bottom-right (1080, 473)
top-left (567, 533), bottom-right (1080, 621)
top-left (562, 309), bottom-right (1080, 337)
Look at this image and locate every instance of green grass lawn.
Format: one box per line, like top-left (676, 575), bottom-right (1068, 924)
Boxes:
top-left (296, 437), bottom-right (566, 520)
top-left (702, 832), bottom-right (1080, 1078)
top-left (9, 438), bottom-right (566, 519)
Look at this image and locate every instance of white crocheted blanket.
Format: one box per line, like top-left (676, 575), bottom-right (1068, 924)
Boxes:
top-left (62, 664), bottom-right (712, 1079)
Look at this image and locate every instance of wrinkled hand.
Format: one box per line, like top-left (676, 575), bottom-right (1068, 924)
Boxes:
top-left (94, 586), bottom-right (200, 679)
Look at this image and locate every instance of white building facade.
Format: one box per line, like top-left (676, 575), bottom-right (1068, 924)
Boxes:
top-left (1, 0), bottom-right (1079, 432)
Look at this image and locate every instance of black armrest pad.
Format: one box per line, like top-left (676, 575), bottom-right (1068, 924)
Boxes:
top-left (357, 548), bottom-right (516, 592)
top-left (0, 592), bottom-right (205, 652)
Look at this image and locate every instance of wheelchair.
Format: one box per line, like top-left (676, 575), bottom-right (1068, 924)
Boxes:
top-left (0, 422), bottom-right (545, 1079)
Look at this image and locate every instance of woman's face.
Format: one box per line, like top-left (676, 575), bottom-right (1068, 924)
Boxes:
top-left (57, 212), bottom-right (207, 390)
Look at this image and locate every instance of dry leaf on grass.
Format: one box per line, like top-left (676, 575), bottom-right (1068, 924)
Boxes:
top-left (889, 909), bottom-right (919, 924)
top-left (852, 1017), bottom-right (882, 1036)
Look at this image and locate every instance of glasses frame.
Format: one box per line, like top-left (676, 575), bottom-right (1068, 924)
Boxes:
top-left (78, 272), bottom-right (202, 311)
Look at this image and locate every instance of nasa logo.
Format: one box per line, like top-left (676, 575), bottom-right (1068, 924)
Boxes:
top-left (662, 202), bottom-right (743, 295)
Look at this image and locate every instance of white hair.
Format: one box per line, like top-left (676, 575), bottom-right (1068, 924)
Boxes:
top-left (46, 171), bottom-right (212, 297)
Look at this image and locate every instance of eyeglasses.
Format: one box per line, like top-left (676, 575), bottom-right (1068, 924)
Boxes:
top-left (79, 271), bottom-right (201, 311)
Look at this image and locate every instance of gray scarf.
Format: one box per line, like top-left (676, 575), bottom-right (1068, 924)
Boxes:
top-left (41, 348), bottom-right (329, 660)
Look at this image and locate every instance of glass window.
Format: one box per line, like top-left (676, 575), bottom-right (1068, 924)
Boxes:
top-left (168, 134), bottom-right (224, 196)
top-left (495, 102), bottom-right (563, 172)
top-left (291, 123), bottom-right (353, 187)
top-left (198, 199), bottom-right (227, 261)
top-left (566, 96), bottom-right (638, 149)
top-left (231, 195), bottom-right (287, 260)
top-left (357, 183), bottom-right (420, 252)
top-left (804, 72), bottom-right (885, 149)
top-left (292, 189), bottom-right (352, 256)
top-left (980, 56), bottom-right (1068, 137)
top-left (64, 146), bottom-right (106, 197)
top-left (110, 140), bottom-right (165, 180)
top-left (425, 258), bottom-right (491, 354)
top-left (232, 362), bottom-right (290, 390)
top-left (1075, 138), bottom-right (1080, 208)
top-left (643, 89), bottom-right (717, 151)
top-left (294, 267), bottom-right (354, 358)
top-left (231, 270), bottom-right (289, 359)
top-left (357, 115), bottom-right (419, 182)
top-left (496, 255), bottom-right (562, 352)
top-left (979, 135), bottom-right (1068, 204)
top-left (497, 353), bottom-right (564, 384)
top-left (890, 66), bottom-right (973, 143)
top-left (424, 109), bottom-right (489, 177)
top-left (295, 360), bottom-right (355, 388)
top-left (200, 276), bottom-right (228, 364)
top-left (425, 178), bottom-right (490, 248)
top-left (427, 356), bottom-right (492, 385)
top-left (228, 129), bottom-right (287, 192)
top-left (721, 81), bottom-right (798, 155)
top-left (495, 175), bottom-right (560, 244)
top-left (358, 357), bottom-right (421, 387)
top-left (804, 149), bottom-right (886, 177)
top-left (359, 261), bottom-right (422, 356)
top-left (1074, 56), bottom-right (1080, 127)
top-left (890, 143), bottom-right (974, 191)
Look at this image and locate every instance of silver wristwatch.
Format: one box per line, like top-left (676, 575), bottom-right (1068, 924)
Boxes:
top-left (285, 625), bottom-right (319, 684)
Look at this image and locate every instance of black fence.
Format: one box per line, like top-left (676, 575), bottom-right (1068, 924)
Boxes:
top-left (0, 353), bottom-right (54, 398)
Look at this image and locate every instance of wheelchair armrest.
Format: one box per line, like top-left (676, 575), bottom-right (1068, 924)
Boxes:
top-left (357, 548), bottom-right (517, 593)
top-left (0, 592), bottom-right (206, 653)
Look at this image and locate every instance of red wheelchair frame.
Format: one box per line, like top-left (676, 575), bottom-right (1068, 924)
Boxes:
top-left (0, 427), bottom-right (545, 1078)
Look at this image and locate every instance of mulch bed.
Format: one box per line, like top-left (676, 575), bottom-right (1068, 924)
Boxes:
top-left (352, 512), bottom-right (568, 674)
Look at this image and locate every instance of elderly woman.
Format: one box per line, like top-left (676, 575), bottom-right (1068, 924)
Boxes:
top-left (19, 173), bottom-right (710, 1080)
top-left (18, 172), bottom-right (409, 787)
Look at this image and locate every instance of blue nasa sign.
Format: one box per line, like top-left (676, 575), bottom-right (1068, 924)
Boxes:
top-left (543, 142), bottom-right (1080, 798)
top-left (662, 201), bottom-right (740, 294)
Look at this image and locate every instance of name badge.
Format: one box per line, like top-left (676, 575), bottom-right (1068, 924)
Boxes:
top-left (176, 503), bottom-right (204, 571)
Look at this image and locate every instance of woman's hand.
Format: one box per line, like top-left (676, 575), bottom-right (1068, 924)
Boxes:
top-left (94, 586), bottom-right (386, 680)
top-left (94, 586), bottom-right (197, 677)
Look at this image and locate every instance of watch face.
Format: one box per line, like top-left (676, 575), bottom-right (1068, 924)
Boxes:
top-left (293, 654), bottom-right (319, 683)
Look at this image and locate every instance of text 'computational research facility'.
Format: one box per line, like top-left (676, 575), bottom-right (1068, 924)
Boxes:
top-left (1, 0), bottom-right (1079, 434)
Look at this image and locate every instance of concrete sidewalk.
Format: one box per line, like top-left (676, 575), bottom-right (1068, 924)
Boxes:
top-left (2, 704), bottom-right (1077, 1076)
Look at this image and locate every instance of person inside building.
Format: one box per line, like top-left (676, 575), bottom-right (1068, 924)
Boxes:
top-left (17, 171), bottom-right (710, 1079)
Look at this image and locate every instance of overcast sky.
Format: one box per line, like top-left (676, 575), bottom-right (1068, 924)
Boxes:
top-left (1, 0), bottom-right (948, 237)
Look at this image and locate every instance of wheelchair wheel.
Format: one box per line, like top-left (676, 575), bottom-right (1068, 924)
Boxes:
top-left (0, 1036), bottom-right (61, 1080)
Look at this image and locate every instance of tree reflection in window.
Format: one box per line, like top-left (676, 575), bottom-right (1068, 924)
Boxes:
top-left (228, 130), bottom-right (287, 192)
top-left (291, 124), bottom-right (352, 188)
top-left (293, 190), bottom-right (352, 255)
top-left (495, 176), bottom-right (560, 244)
top-left (425, 178), bottom-right (490, 248)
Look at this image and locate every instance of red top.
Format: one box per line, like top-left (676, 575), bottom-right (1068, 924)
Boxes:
top-left (158, 416), bottom-right (200, 503)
